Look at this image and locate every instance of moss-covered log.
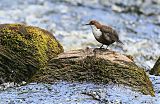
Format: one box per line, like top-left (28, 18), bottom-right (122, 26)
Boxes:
top-left (0, 24), bottom-right (63, 83)
top-left (150, 57), bottom-right (160, 75)
top-left (30, 48), bottom-right (155, 96)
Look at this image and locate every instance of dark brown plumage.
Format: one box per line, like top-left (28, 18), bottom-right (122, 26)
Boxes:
top-left (86, 20), bottom-right (123, 48)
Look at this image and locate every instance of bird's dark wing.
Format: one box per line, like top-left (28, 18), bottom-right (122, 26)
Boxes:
top-left (100, 25), bottom-right (123, 44)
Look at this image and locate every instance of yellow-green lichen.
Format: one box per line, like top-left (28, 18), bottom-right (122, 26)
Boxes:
top-left (0, 24), bottom-right (63, 83)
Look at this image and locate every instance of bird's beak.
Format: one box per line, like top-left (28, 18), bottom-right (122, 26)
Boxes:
top-left (85, 24), bottom-right (90, 25)
top-left (82, 23), bottom-right (90, 26)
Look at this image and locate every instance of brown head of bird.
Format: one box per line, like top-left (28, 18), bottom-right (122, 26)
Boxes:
top-left (85, 20), bottom-right (102, 29)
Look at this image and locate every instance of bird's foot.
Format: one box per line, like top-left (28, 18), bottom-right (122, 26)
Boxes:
top-left (101, 48), bottom-right (109, 52)
top-left (93, 48), bottom-right (108, 52)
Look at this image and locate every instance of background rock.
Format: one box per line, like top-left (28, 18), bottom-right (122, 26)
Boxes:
top-left (0, 24), bottom-right (63, 83)
top-left (150, 57), bottom-right (160, 75)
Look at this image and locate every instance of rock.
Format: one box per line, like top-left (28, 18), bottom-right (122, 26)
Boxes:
top-left (30, 48), bottom-right (155, 96)
top-left (150, 57), bottom-right (160, 75)
top-left (0, 24), bottom-right (63, 83)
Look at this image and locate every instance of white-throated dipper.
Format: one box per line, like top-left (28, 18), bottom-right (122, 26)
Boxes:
top-left (85, 20), bottom-right (123, 48)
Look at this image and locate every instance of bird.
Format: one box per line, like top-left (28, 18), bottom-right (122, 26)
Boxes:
top-left (85, 20), bottom-right (123, 49)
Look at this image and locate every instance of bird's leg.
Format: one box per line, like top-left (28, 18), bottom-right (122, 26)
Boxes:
top-left (100, 44), bottom-right (103, 49)
top-left (106, 45), bottom-right (109, 49)
top-left (105, 45), bottom-right (109, 51)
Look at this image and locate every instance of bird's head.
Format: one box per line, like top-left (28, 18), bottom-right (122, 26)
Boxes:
top-left (85, 20), bottom-right (102, 29)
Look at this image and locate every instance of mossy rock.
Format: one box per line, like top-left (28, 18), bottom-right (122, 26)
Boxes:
top-left (0, 24), bottom-right (63, 83)
top-left (30, 48), bottom-right (155, 96)
top-left (150, 57), bottom-right (160, 75)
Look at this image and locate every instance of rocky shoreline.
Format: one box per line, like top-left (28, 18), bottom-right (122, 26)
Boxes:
top-left (0, 0), bottom-right (160, 103)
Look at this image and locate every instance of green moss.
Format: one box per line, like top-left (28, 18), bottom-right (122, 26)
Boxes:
top-left (30, 56), bottom-right (155, 96)
top-left (0, 24), bottom-right (63, 67)
top-left (0, 24), bottom-right (63, 83)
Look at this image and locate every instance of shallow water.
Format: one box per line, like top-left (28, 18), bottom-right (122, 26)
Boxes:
top-left (0, 75), bottom-right (160, 104)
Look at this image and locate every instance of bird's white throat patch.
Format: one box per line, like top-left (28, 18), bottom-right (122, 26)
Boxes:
top-left (90, 25), bottom-right (102, 39)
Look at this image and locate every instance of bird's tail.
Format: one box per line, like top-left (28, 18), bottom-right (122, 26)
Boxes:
top-left (117, 40), bottom-right (124, 45)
